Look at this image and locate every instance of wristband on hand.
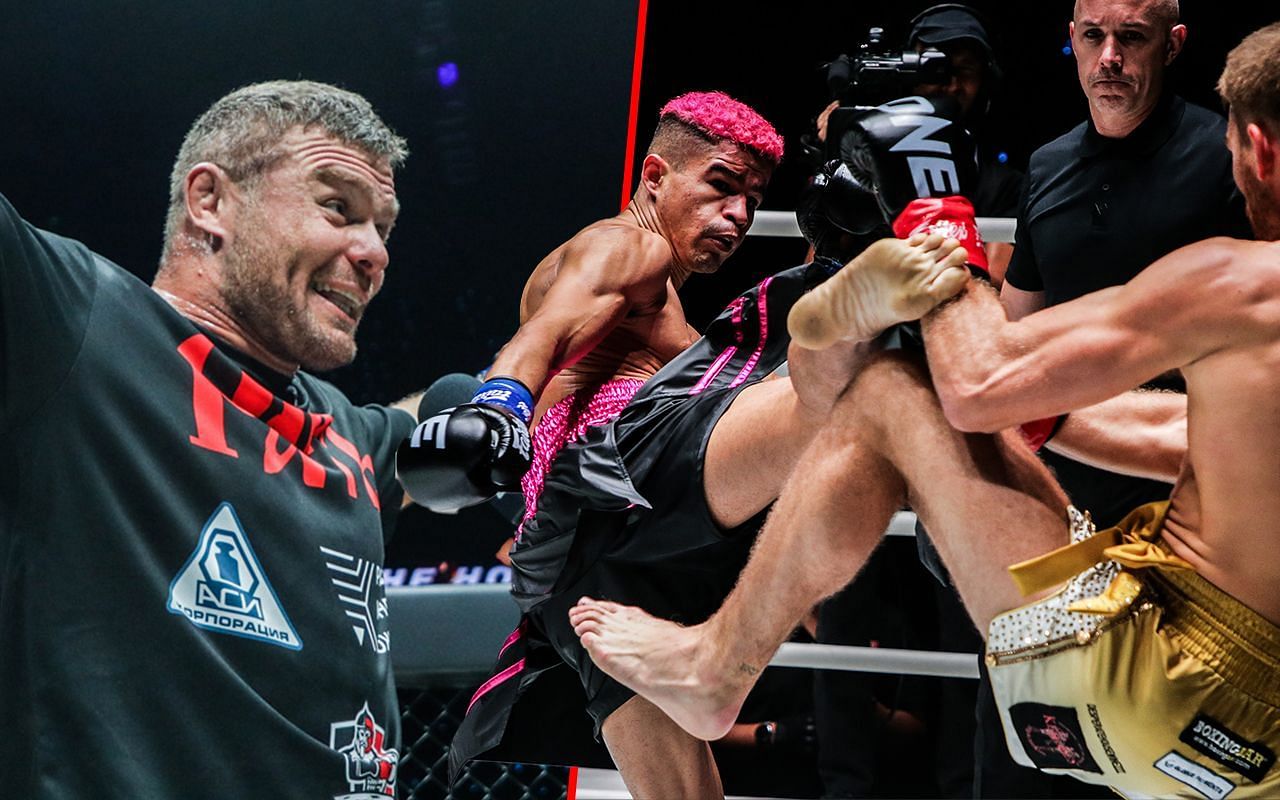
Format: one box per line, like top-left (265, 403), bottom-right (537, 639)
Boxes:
top-left (891, 196), bottom-right (989, 278)
top-left (1019, 414), bottom-right (1066, 453)
top-left (471, 377), bottom-right (535, 425)
top-left (754, 721), bottom-right (777, 747)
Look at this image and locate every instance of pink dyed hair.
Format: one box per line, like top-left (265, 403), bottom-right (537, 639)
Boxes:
top-left (659, 91), bottom-right (784, 166)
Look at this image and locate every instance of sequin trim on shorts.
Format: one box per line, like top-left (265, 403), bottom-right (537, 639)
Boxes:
top-left (987, 506), bottom-right (1130, 659)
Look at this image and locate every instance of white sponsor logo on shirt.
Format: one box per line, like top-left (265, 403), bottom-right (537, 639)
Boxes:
top-left (320, 546), bottom-right (390, 653)
top-left (167, 502), bottom-right (302, 650)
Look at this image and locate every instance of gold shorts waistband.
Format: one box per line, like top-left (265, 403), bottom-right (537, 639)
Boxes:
top-left (1006, 500), bottom-right (1280, 705)
top-left (1153, 565), bottom-right (1280, 707)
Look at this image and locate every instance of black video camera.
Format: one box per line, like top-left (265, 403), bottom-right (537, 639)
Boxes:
top-left (826, 26), bottom-right (951, 107)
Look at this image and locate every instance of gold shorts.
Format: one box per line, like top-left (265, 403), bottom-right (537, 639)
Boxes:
top-left (987, 502), bottom-right (1280, 799)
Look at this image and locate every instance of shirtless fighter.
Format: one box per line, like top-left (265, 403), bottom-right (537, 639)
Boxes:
top-left (429, 98), bottom-right (976, 794)
top-left (395, 91), bottom-right (793, 792)
top-left (397, 91), bottom-right (779, 521)
top-left (572, 22), bottom-right (1280, 799)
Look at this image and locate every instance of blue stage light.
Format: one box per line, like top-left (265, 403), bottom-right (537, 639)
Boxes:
top-left (437, 62), bottom-right (459, 88)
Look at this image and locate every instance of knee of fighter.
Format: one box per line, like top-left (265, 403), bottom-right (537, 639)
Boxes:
top-left (844, 350), bottom-right (931, 412)
top-left (820, 366), bottom-right (893, 439)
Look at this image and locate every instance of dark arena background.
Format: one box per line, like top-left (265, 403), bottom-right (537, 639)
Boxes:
top-left (2, 1), bottom-right (1277, 797)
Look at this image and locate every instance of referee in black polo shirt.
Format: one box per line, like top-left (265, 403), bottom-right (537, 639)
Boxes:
top-left (1002, 0), bottom-right (1249, 532)
top-left (988, 0), bottom-right (1250, 797)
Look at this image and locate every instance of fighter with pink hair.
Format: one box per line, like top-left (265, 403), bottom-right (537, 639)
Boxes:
top-left (401, 91), bottom-right (782, 526)
top-left (437, 92), bottom-right (795, 795)
top-left (502, 91), bottom-right (784, 534)
top-left (660, 90), bottom-right (785, 164)
top-left (443, 91), bottom-right (966, 796)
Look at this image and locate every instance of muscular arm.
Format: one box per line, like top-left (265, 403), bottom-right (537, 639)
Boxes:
top-left (998, 279), bottom-right (1185, 481)
top-left (1047, 391), bottom-right (1187, 483)
top-left (923, 238), bottom-right (1259, 432)
top-left (485, 227), bottom-right (670, 395)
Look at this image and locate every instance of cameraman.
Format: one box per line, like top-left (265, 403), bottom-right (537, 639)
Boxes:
top-left (814, 3), bottom-right (1022, 282)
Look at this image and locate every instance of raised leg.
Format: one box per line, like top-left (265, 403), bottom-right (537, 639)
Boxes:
top-left (700, 346), bottom-right (867, 529)
top-left (573, 350), bottom-right (1070, 741)
top-left (852, 353), bottom-right (1069, 629)
top-left (571, 358), bottom-right (907, 740)
top-left (704, 233), bottom-right (970, 531)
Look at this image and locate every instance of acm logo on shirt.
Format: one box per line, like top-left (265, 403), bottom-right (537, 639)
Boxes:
top-left (166, 502), bottom-right (302, 650)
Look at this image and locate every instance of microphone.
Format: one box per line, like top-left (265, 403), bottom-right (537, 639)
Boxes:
top-left (418, 372), bottom-right (482, 419)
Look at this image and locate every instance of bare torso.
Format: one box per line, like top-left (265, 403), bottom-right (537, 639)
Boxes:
top-left (519, 218), bottom-right (698, 422)
top-left (1157, 241), bottom-right (1280, 625)
top-left (1165, 335), bottom-right (1280, 625)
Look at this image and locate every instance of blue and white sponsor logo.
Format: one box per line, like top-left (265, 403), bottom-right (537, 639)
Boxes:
top-left (472, 378), bottom-right (534, 424)
top-left (167, 502), bottom-right (302, 650)
top-left (472, 387), bottom-right (514, 405)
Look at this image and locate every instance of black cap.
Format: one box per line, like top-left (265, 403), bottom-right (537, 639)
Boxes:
top-left (908, 4), bottom-right (993, 58)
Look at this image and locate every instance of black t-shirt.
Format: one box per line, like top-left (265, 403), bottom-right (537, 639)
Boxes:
top-left (972, 154), bottom-right (1025, 219)
top-left (1004, 94), bottom-right (1250, 525)
top-left (0, 193), bottom-right (416, 798)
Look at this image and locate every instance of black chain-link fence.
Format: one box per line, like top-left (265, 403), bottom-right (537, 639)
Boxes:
top-left (397, 684), bottom-right (569, 800)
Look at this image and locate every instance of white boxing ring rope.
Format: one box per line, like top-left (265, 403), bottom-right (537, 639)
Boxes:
top-left (771, 642), bottom-right (979, 679)
top-left (748, 209), bottom-right (1017, 244)
top-left (737, 209), bottom-right (1015, 680)
top-left (574, 509), bottom-right (980, 799)
top-left (768, 512), bottom-right (980, 680)
top-left (389, 514), bottom-right (980, 799)
top-left (388, 514), bottom-right (977, 681)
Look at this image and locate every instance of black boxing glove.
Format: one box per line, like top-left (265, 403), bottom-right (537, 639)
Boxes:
top-left (835, 95), bottom-right (988, 277)
top-left (396, 403), bottom-right (532, 514)
top-left (796, 159), bottom-right (892, 261)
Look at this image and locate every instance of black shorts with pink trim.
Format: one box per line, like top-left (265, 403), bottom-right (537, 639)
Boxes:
top-left (448, 259), bottom-right (839, 776)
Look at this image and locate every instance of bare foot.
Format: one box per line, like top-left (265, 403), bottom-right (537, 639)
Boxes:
top-left (570, 598), bottom-right (751, 741)
top-left (788, 233), bottom-right (969, 349)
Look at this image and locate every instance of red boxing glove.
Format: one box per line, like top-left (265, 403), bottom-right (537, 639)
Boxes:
top-left (892, 196), bottom-right (989, 278)
top-left (1019, 415), bottom-right (1066, 453)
